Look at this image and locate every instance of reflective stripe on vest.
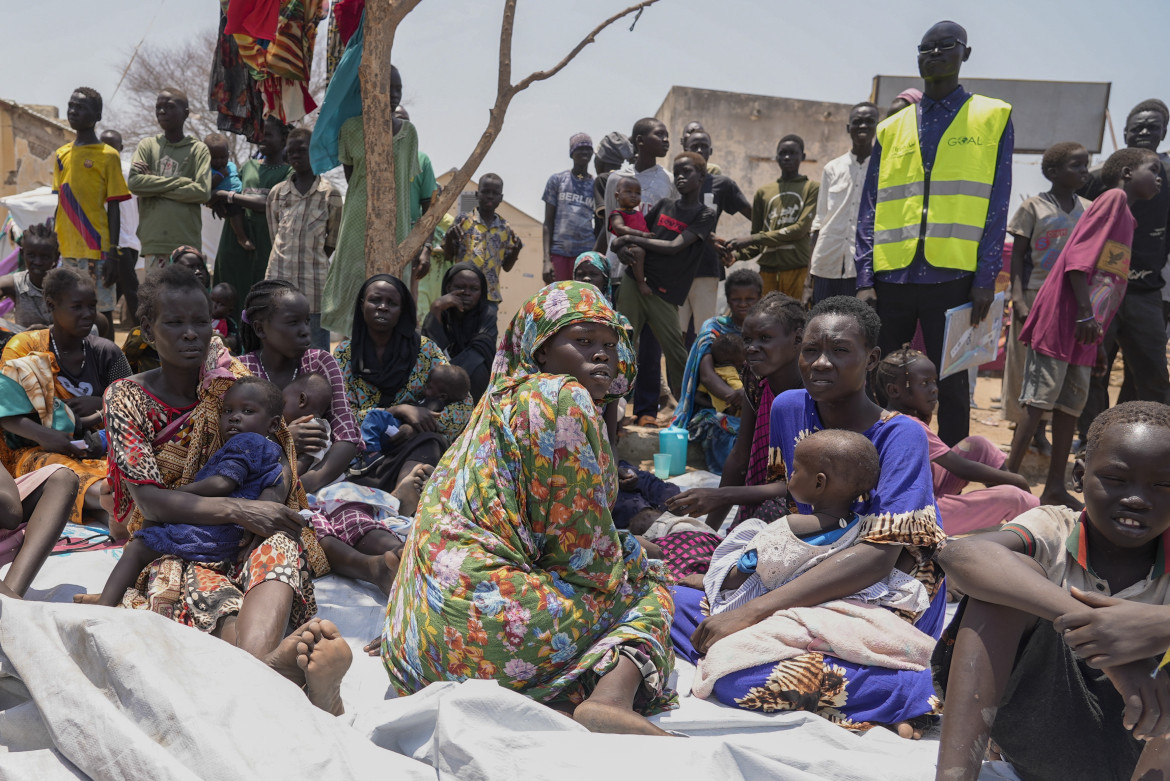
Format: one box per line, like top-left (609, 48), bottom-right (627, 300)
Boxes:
top-left (873, 95), bottom-right (1011, 273)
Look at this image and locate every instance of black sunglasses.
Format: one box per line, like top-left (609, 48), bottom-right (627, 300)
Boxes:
top-left (918, 38), bottom-right (964, 54)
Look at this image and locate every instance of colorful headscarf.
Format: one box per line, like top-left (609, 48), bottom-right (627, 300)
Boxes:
top-left (572, 252), bottom-right (613, 302)
top-left (490, 281), bottom-right (634, 405)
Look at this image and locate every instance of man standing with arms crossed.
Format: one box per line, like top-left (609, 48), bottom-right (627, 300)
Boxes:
top-left (855, 20), bottom-right (1013, 446)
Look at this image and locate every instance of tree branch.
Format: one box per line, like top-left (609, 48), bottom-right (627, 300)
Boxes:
top-left (513, 0), bottom-right (661, 92)
top-left (381, 0), bottom-right (664, 277)
top-left (497, 0), bottom-right (516, 99)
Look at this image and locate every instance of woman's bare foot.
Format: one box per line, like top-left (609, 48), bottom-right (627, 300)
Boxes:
top-left (392, 464), bottom-right (434, 516)
top-left (298, 619), bottom-right (352, 716)
top-left (572, 699), bottom-right (670, 736)
top-left (72, 593), bottom-right (102, 604)
top-left (265, 621), bottom-right (319, 685)
top-left (372, 550), bottom-right (400, 596)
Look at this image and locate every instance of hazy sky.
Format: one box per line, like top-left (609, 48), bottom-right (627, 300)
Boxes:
top-left (4, 0), bottom-right (1169, 218)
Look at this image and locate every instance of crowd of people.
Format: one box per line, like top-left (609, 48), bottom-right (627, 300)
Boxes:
top-left (3, 14), bottom-right (1170, 781)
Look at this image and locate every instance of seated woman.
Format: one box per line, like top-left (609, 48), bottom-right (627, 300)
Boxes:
top-left (670, 269), bottom-right (763, 473)
top-left (0, 267), bottom-right (131, 530)
top-left (0, 463), bottom-right (78, 599)
top-left (98, 264), bottom-right (351, 714)
top-left (878, 346), bottom-right (1039, 535)
top-left (420, 262), bottom-right (497, 403)
top-left (335, 275), bottom-right (472, 493)
top-left (376, 282), bottom-right (677, 735)
top-left (239, 279), bottom-right (418, 595)
top-left (653, 293), bottom-right (805, 582)
top-left (671, 296), bottom-right (948, 737)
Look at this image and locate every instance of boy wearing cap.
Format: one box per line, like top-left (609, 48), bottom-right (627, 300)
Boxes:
top-left (542, 133), bottom-right (596, 283)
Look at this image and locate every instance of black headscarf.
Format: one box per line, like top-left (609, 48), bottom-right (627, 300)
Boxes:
top-left (421, 262), bottom-right (497, 359)
top-left (351, 274), bottom-right (421, 405)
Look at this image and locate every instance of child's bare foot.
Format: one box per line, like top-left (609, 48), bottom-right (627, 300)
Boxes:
top-left (298, 619), bottom-right (352, 716)
top-left (392, 463), bottom-right (434, 516)
top-left (1039, 488), bottom-right (1083, 512)
top-left (372, 550), bottom-right (400, 595)
top-left (72, 593), bottom-right (102, 605)
top-left (265, 620), bottom-right (318, 685)
top-left (573, 699), bottom-right (670, 736)
top-left (893, 720), bottom-right (926, 740)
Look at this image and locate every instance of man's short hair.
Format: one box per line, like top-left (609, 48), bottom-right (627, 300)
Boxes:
top-left (631, 117), bottom-right (661, 146)
top-left (674, 151), bottom-right (707, 174)
top-left (73, 87), bottom-right (102, 115)
top-left (1040, 142), bottom-right (1087, 180)
top-left (288, 127), bottom-right (312, 146)
top-left (159, 88), bottom-right (189, 109)
top-left (849, 101), bottom-right (878, 116)
top-left (1126, 99), bottom-right (1170, 128)
top-left (777, 134), bottom-right (805, 154)
top-left (1102, 147), bottom-right (1158, 189)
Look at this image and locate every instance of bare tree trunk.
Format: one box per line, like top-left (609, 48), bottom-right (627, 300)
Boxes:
top-left (361, 0), bottom-right (422, 278)
top-left (363, 0), bottom-right (661, 279)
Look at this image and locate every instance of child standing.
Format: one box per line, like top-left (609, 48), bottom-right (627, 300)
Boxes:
top-left (128, 89), bottom-right (211, 269)
top-left (442, 173), bottom-right (522, 306)
top-left (1006, 147), bottom-right (1163, 509)
top-left (90, 377), bottom-right (290, 606)
top-left (935, 401), bottom-right (1170, 781)
top-left (541, 133), bottom-right (595, 283)
top-left (204, 133), bottom-right (254, 252)
top-left (725, 134), bottom-right (819, 299)
top-left (265, 127), bottom-right (343, 350)
top-left (54, 87), bottom-right (130, 335)
top-left (210, 282), bottom-right (240, 353)
top-left (1002, 142), bottom-right (1091, 445)
top-left (608, 176), bottom-right (655, 296)
top-left (879, 347), bottom-right (1038, 534)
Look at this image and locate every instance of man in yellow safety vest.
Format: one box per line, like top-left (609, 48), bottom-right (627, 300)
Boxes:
top-left (855, 20), bottom-right (1013, 446)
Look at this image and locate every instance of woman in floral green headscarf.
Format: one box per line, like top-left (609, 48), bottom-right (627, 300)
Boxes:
top-left (380, 281), bottom-right (677, 735)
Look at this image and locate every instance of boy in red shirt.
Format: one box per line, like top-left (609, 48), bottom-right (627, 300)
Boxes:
top-left (1006, 147), bottom-right (1163, 508)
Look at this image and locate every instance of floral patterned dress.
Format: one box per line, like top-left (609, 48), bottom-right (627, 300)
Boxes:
top-left (381, 281), bottom-right (677, 713)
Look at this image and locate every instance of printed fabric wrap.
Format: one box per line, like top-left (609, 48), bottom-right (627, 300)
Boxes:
top-left (382, 281), bottom-right (677, 713)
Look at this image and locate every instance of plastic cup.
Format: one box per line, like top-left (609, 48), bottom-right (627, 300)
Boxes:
top-left (653, 452), bottom-right (672, 479)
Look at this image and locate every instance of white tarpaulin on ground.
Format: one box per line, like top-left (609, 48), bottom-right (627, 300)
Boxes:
top-left (0, 474), bottom-right (1020, 780)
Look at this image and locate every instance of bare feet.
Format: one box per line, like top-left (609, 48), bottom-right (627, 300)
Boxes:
top-left (893, 720), bottom-right (926, 740)
top-left (265, 621), bottom-right (319, 685)
top-left (298, 619), bottom-right (351, 716)
top-left (572, 699), bottom-right (670, 736)
top-left (72, 593), bottom-right (102, 604)
top-left (392, 464), bottom-right (434, 516)
top-left (372, 550), bottom-right (400, 596)
top-left (1040, 488), bottom-right (1083, 512)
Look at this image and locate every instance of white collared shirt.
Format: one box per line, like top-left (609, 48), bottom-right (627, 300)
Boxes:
top-left (808, 150), bottom-right (867, 279)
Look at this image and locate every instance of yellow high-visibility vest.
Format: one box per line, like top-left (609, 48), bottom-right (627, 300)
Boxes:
top-left (873, 94), bottom-right (1012, 272)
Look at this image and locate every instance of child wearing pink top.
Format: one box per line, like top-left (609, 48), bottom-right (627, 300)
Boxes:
top-left (1007, 146), bottom-right (1163, 510)
top-left (879, 348), bottom-right (1038, 535)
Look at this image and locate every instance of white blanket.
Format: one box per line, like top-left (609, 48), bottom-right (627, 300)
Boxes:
top-left (0, 487), bottom-right (1019, 780)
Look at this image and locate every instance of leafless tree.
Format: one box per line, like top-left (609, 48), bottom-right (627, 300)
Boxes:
top-left (360, 0), bottom-right (663, 278)
top-left (105, 29), bottom-right (326, 164)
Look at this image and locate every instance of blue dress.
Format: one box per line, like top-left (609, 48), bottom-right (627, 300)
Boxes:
top-left (670, 389), bottom-right (948, 729)
top-left (136, 433), bottom-right (284, 562)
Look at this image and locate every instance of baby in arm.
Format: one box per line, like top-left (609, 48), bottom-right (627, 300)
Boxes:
top-left (88, 377), bottom-right (291, 607)
top-left (706, 428), bottom-right (928, 616)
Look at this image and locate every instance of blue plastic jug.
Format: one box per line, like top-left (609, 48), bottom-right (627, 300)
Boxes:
top-left (658, 426), bottom-right (688, 477)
